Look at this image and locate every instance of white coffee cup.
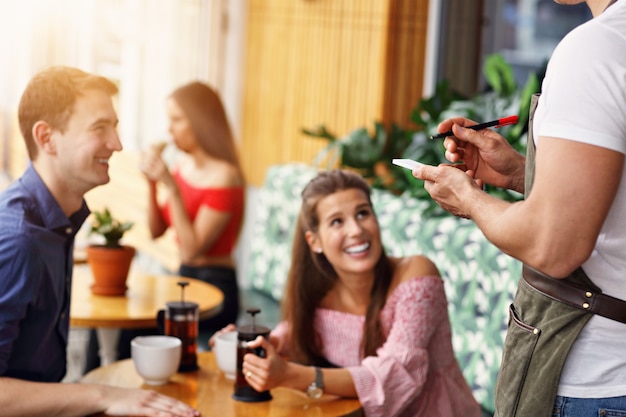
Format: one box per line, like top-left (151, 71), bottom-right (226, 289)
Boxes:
top-left (214, 330), bottom-right (237, 380)
top-left (131, 335), bottom-right (181, 385)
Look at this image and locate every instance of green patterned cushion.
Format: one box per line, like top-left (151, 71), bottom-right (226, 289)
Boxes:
top-left (247, 164), bottom-right (318, 299)
top-left (247, 163), bottom-right (521, 412)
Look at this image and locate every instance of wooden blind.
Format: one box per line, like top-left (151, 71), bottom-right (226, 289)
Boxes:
top-left (383, 0), bottom-right (430, 124)
top-left (240, 0), bottom-right (430, 186)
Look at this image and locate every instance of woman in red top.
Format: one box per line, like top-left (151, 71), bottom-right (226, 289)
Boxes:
top-left (140, 81), bottom-right (245, 332)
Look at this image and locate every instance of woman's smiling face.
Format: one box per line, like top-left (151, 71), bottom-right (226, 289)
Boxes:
top-left (306, 188), bottom-right (382, 278)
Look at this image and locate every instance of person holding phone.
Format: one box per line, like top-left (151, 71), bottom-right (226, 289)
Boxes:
top-left (413, 1), bottom-right (626, 415)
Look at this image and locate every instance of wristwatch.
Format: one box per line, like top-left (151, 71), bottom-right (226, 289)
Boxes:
top-left (306, 366), bottom-right (324, 399)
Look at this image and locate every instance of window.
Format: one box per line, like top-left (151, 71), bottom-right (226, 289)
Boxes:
top-left (0, 0), bottom-right (243, 177)
top-left (485, 0), bottom-right (592, 87)
top-left (435, 0), bottom-right (592, 96)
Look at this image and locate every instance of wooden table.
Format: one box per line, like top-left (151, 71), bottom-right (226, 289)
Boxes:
top-left (71, 264), bottom-right (224, 328)
top-left (71, 264), bottom-right (224, 365)
top-left (82, 351), bottom-right (363, 417)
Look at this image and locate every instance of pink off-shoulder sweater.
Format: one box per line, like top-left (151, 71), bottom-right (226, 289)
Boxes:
top-left (272, 275), bottom-right (482, 417)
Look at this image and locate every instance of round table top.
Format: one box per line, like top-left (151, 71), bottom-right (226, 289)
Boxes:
top-left (71, 265), bottom-right (224, 328)
top-left (81, 351), bottom-right (363, 417)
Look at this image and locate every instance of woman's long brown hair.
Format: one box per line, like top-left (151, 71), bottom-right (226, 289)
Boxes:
top-left (169, 81), bottom-right (245, 181)
top-left (281, 170), bottom-right (393, 366)
top-left (169, 81), bottom-right (246, 238)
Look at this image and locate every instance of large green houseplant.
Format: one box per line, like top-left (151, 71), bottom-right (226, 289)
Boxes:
top-left (86, 207), bottom-right (135, 296)
top-left (303, 54), bottom-right (543, 216)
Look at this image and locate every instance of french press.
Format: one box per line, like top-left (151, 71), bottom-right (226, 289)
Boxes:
top-left (232, 308), bottom-right (272, 402)
top-left (159, 281), bottom-right (199, 372)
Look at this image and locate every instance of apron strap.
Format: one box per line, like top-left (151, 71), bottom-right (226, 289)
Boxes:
top-left (522, 265), bottom-right (626, 324)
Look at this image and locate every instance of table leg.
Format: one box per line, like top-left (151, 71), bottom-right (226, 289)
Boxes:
top-left (97, 328), bottom-right (121, 366)
top-left (63, 327), bottom-right (91, 382)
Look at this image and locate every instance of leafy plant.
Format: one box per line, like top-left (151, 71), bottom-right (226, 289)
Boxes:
top-left (302, 53), bottom-right (544, 216)
top-left (89, 207), bottom-right (134, 248)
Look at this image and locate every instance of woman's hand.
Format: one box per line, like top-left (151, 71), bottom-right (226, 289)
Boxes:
top-left (241, 336), bottom-right (288, 392)
top-left (139, 144), bottom-right (175, 187)
top-left (436, 117), bottom-right (526, 193)
top-left (208, 324), bottom-right (236, 349)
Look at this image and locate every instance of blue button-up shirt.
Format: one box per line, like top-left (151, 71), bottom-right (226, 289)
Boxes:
top-left (0, 164), bottom-right (90, 381)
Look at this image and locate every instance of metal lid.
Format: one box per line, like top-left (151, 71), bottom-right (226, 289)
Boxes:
top-left (165, 280), bottom-right (199, 315)
top-left (166, 301), bottom-right (199, 315)
top-left (237, 323), bottom-right (271, 341)
top-left (237, 307), bottom-right (270, 340)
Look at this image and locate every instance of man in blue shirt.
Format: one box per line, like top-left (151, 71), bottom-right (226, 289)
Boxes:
top-left (0, 66), bottom-right (199, 417)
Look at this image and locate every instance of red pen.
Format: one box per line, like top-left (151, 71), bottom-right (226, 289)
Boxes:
top-left (429, 115), bottom-right (519, 140)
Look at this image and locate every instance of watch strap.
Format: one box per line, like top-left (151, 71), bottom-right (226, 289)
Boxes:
top-left (306, 366), bottom-right (324, 398)
top-left (313, 366), bottom-right (323, 389)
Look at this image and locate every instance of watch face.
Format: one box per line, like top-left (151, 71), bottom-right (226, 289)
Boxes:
top-left (308, 386), bottom-right (323, 399)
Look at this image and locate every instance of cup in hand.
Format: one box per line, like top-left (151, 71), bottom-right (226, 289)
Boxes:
top-left (214, 330), bottom-right (237, 380)
top-left (131, 335), bottom-right (181, 385)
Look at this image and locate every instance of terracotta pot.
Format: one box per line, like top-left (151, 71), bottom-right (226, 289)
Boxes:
top-left (86, 245), bottom-right (136, 296)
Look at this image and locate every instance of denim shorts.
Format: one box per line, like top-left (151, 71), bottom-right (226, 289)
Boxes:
top-left (553, 395), bottom-right (626, 417)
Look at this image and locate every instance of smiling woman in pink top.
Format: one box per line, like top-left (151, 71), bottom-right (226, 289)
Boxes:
top-left (240, 169), bottom-right (481, 417)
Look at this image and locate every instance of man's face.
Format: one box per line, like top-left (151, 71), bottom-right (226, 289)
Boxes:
top-left (51, 89), bottom-right (121, 195)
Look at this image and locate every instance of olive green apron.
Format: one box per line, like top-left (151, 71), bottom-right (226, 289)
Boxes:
top-left (493, 94), bottom-right (599, 417)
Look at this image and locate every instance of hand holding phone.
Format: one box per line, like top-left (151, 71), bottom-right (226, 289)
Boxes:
top-left (392, 159), bottom-right (424, 171)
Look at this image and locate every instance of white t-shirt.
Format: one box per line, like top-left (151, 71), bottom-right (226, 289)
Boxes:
top-left (533, 0), bottom-right (626, 398)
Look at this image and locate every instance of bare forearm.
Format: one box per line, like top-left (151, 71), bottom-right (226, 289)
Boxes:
top-left (418, 163), bottom-right (594, 277)
top-left (283, 363), bottom-right (357, 398)
top-left (467, 189), bottom-right (591, 278)
top-left (466, 190), bottom-right (536, 263)
top-left (166, 184), bottom-right (231, 263)
top-left (469, 141), bottom-right (621, 278)
top-left (165, 185), bottom-right (204, 261)
top-left (0, 378), bottom-right (199, 417)
top-left (506, 153), bottom-right (526, 194)
top-left (147, 181), bottom-right (167, 238)
top-left (0, 379), bottom-right (104, 417)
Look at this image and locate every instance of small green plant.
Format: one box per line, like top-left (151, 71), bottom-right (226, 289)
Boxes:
top-left (89, 208), bottom-right (134, 248)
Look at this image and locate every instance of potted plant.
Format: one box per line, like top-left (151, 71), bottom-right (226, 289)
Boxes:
top-left (86, 207), bottom-right (135, 296)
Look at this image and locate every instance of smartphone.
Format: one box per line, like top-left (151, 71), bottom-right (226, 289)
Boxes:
top-left (392, 159), bottom-right (424, 171)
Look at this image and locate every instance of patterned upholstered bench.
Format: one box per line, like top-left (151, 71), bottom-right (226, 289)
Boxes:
top-left (246, 163), bottom-right (521, 415)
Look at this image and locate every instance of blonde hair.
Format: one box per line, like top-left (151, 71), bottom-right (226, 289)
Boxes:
top-left (18, 66), bottom-right (118, 160)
